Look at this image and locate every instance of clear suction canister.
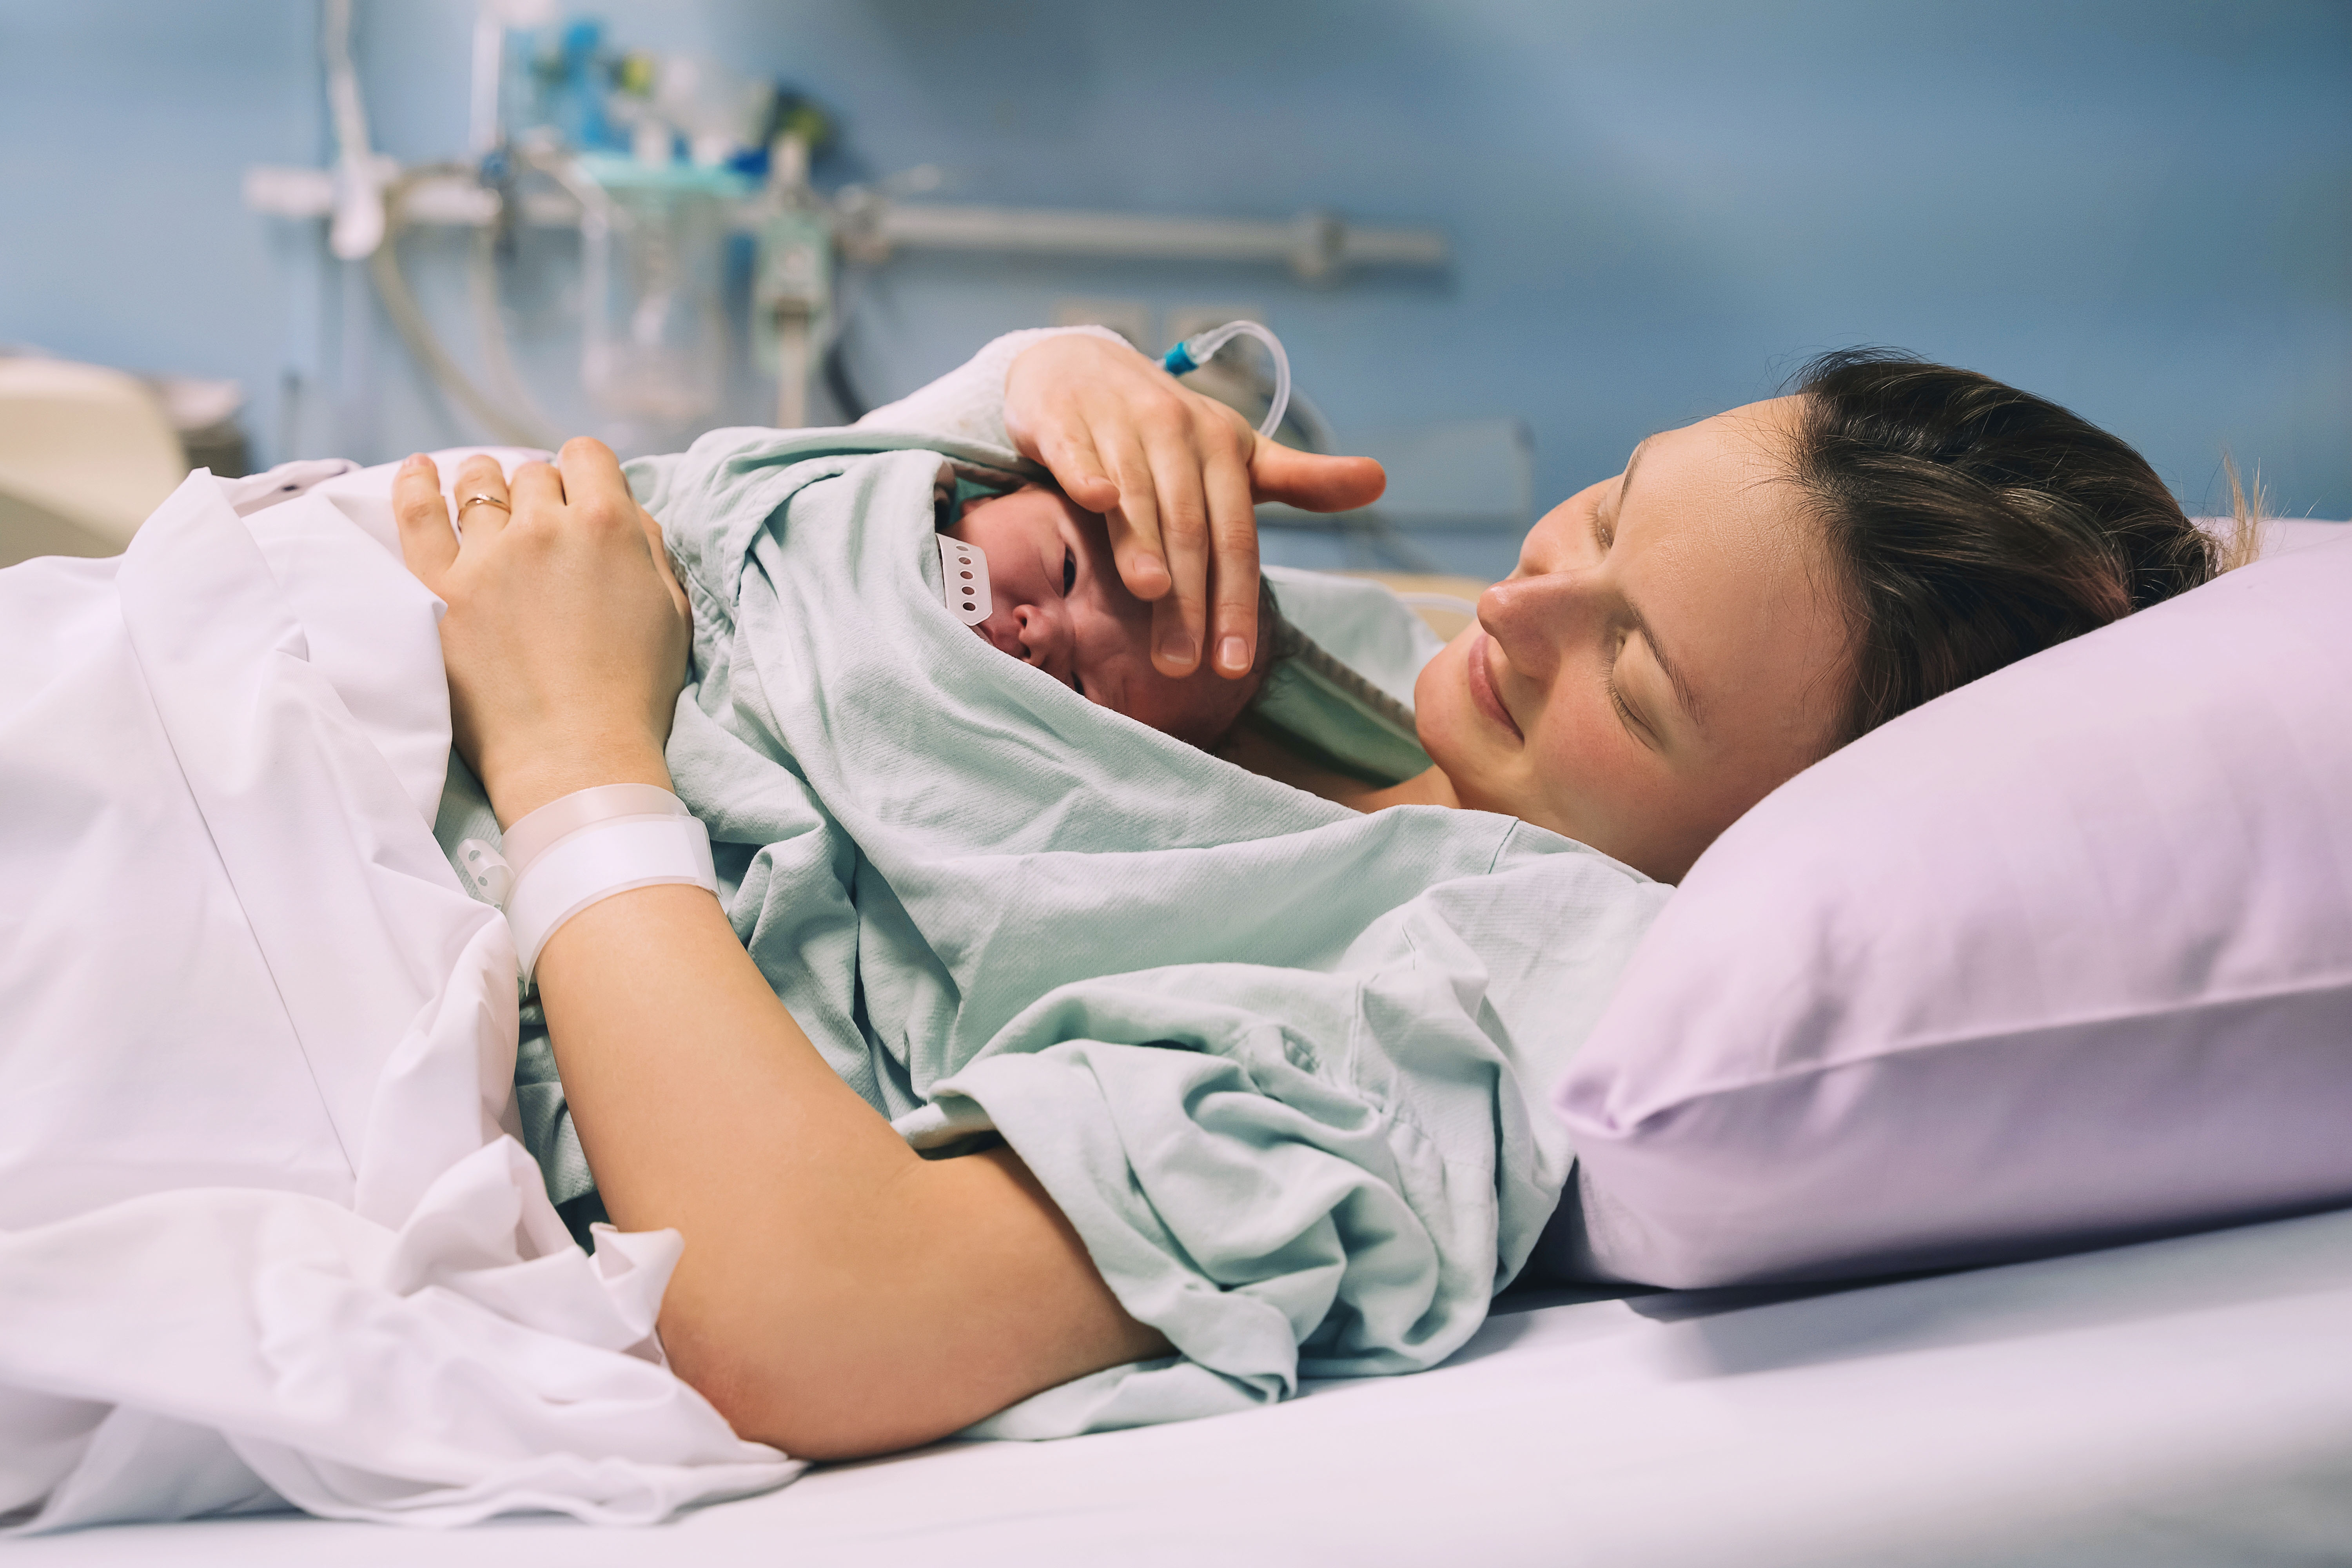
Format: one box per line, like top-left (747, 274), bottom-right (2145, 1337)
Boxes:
top-left (575, 154), bottom-right (750, 445)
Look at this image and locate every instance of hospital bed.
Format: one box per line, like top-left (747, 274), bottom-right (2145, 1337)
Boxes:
top-left (17, 1201), bottom-right (2352, 1566)
top-left (6, 457), bottom-right (2344, 1561)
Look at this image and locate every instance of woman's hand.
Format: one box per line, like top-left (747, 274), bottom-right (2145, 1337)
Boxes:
top-left (1004, 332), bottom-right (1385, 681)
top-left (392, 441), bottom-right (690, 827)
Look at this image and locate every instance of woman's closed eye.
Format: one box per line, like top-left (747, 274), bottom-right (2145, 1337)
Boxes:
top-left (1606, 667), bottom-right (1642, 738)
top-left (1606, 641), bottom-right (1659, 749)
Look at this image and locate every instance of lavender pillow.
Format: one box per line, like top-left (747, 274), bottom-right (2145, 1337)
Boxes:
top-left (1556, 524), bottom-right (2352, 1288)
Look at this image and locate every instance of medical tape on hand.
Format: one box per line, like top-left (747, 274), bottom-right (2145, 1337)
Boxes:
top-left (468, 785), bottom-right (719, 983)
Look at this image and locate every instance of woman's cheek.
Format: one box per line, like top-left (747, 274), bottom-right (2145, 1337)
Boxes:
top-left (1412, 637), bottom-right (1476, 763)
top-left (1518, 691), bottom-right (1628, 840)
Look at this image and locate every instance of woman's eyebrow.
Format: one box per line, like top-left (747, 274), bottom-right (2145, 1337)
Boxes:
top-left (1615, 434), bottom-right (1661, 516)
top-left (1610, 432), bottom-right (1704, 731)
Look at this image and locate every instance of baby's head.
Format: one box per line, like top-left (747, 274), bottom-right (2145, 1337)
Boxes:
top-left (947, 484), bottom-right (1269, 749)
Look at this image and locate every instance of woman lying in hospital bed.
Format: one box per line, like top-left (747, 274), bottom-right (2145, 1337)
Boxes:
top-left (380, 323), bottom-right (2236, 1463)
top-left (2, 313), bottom-right (2264, 1528)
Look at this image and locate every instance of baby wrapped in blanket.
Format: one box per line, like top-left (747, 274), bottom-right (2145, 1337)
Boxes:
top-left (946, 482), bottom-right (1270, 750)
top-left (945, 479), bottom-right (1437, 779)
top-left (437, 335), bottom-right (1666, 1438)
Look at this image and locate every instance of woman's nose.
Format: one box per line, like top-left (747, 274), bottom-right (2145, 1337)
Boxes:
top-left (1478, 571), bottom-right (1590, 683)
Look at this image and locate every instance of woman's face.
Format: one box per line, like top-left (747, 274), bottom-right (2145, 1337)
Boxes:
top-left (1415, 396), bottom-right (1854, 883)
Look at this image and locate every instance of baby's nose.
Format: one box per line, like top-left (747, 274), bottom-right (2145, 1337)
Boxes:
top-left (976, 606), bottom-right (1027, 658)
top-left (1011, 603), bottom-right (1068, 666)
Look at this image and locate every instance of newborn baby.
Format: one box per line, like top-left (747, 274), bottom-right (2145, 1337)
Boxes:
top-left (946, 484), bottom-right (1270, 749)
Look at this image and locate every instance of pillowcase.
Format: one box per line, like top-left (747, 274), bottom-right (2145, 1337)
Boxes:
top-left (1554, 525), bottom-right (2352, 1288)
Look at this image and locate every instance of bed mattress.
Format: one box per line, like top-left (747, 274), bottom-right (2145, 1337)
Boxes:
top-left (21, 1202), bottom-right (2352, 1567)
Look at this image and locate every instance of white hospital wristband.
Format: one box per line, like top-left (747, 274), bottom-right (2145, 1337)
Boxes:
top-left (458, 784), bottom-right (718, 983)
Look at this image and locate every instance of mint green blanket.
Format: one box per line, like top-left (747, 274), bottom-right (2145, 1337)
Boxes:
top-left (443, 422), bottom-right (1666, 1436)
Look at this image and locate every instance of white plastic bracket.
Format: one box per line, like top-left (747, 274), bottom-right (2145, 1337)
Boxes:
top-left (456, 838), bottom-right (515, 906)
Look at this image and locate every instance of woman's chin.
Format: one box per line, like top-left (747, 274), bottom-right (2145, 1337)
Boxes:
top-left (1416, 703), bottom-right (1554, 832)
top-left (1416, 712), bottom-right (1505, 818)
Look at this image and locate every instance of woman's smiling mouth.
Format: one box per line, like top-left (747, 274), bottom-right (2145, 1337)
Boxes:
top-left (1466, 635), bottom-right (1523, 742)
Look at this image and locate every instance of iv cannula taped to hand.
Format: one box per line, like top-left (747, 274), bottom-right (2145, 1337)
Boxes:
top-left (1162, 321), bottom-right (1292, 439)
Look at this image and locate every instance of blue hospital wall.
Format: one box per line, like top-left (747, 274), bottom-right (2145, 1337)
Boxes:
top-left (2, 0), bottom-right (2346, 574)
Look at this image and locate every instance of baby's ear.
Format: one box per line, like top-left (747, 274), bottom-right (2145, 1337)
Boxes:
top-left (957, 495), bottom-right (990, 519)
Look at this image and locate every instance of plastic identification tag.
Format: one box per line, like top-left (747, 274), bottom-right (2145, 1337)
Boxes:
top-left (459, 784), bottom-right (721, 984)
top-left (938, 535), bottom-right (992, 625)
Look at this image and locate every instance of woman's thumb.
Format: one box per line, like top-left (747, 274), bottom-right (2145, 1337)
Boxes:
top-left (1249, 446), bottom-right (1385, 514)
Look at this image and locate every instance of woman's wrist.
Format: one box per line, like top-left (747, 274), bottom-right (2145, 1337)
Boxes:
top-left (481, 737), bottom-right (676, 830)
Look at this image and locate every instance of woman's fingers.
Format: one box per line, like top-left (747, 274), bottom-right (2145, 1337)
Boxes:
top-left (555, 435), bottom-right (624, 497)
top-left (1101, 421), bottom-right (1168, 603)
top-left (1001, 328), bottom-right (1289, 672)
top-left (1035, 406), bottom-right (1122, 520)
top-left (1097, 447), bottom-right (1173, 604)
top-left (1042, 408), bottom-right (1164, 598)
top-left (392, 454), bottom-right (457, 587)
top-left (454, 455), bottom-right (515, 544)
top-left (1202, 438), bottom-right (1261, 677)
top-left (553, 438), bottom-right (674, 585)
top-left (552, 437), bottom-right (690, 621)
top-left (506, 456), bottom-right (565, 523)
top-left (1143, 425), bottom-right (1213, 676)
top-left (555, 437), bottom-right (646, 546)
top-left (1251, 446), bottom-right (1386, 514)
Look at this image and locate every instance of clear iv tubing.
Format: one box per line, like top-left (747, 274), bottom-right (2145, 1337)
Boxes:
top-left (1162, 321), bottom-right (1292, 439)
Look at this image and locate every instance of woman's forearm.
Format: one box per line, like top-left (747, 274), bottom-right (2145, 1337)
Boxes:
top-left (534, 880), bottom-right (1168, 1458)
top-left (387, 441), bottom-right (1169, 1457)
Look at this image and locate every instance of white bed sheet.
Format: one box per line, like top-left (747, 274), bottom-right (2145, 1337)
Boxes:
top-left (21, 1202), bottom-right (2352, 1567)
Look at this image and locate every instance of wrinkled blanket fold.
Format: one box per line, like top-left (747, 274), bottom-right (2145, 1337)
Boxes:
top-left (0, 465), bottom-right (797, 1532)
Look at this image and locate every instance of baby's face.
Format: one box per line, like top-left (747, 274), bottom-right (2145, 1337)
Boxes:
top-left (948, 485), bottom-right (1258, 748)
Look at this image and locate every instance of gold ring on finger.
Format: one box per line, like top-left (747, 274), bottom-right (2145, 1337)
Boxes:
top-left (457, 494), bottom-right (512, 515)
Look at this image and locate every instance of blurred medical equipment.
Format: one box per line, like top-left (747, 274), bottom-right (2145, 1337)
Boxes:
top-left (245, 2), bottom-right (1451, 450)
top-left (0, 357), bottom-right (252, 567)
top-left (576, 156), bottom-right (737, 437)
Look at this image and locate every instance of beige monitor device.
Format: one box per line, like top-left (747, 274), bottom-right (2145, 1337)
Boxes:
top-left (0, 357), bottom-right (188, 569)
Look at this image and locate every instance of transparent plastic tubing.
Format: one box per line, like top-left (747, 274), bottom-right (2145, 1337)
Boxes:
top-left (1161, 320), bottom-right (1292, 439)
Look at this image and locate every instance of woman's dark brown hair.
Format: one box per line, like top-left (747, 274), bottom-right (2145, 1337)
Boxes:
top-left (1788, 349), bottom-right (2234, 743)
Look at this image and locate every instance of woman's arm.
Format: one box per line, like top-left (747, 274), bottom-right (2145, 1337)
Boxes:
top-left (537, 884), bottom-right (1167, 1457)
top-left (394, 442), bottom-right (1165, 1459)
